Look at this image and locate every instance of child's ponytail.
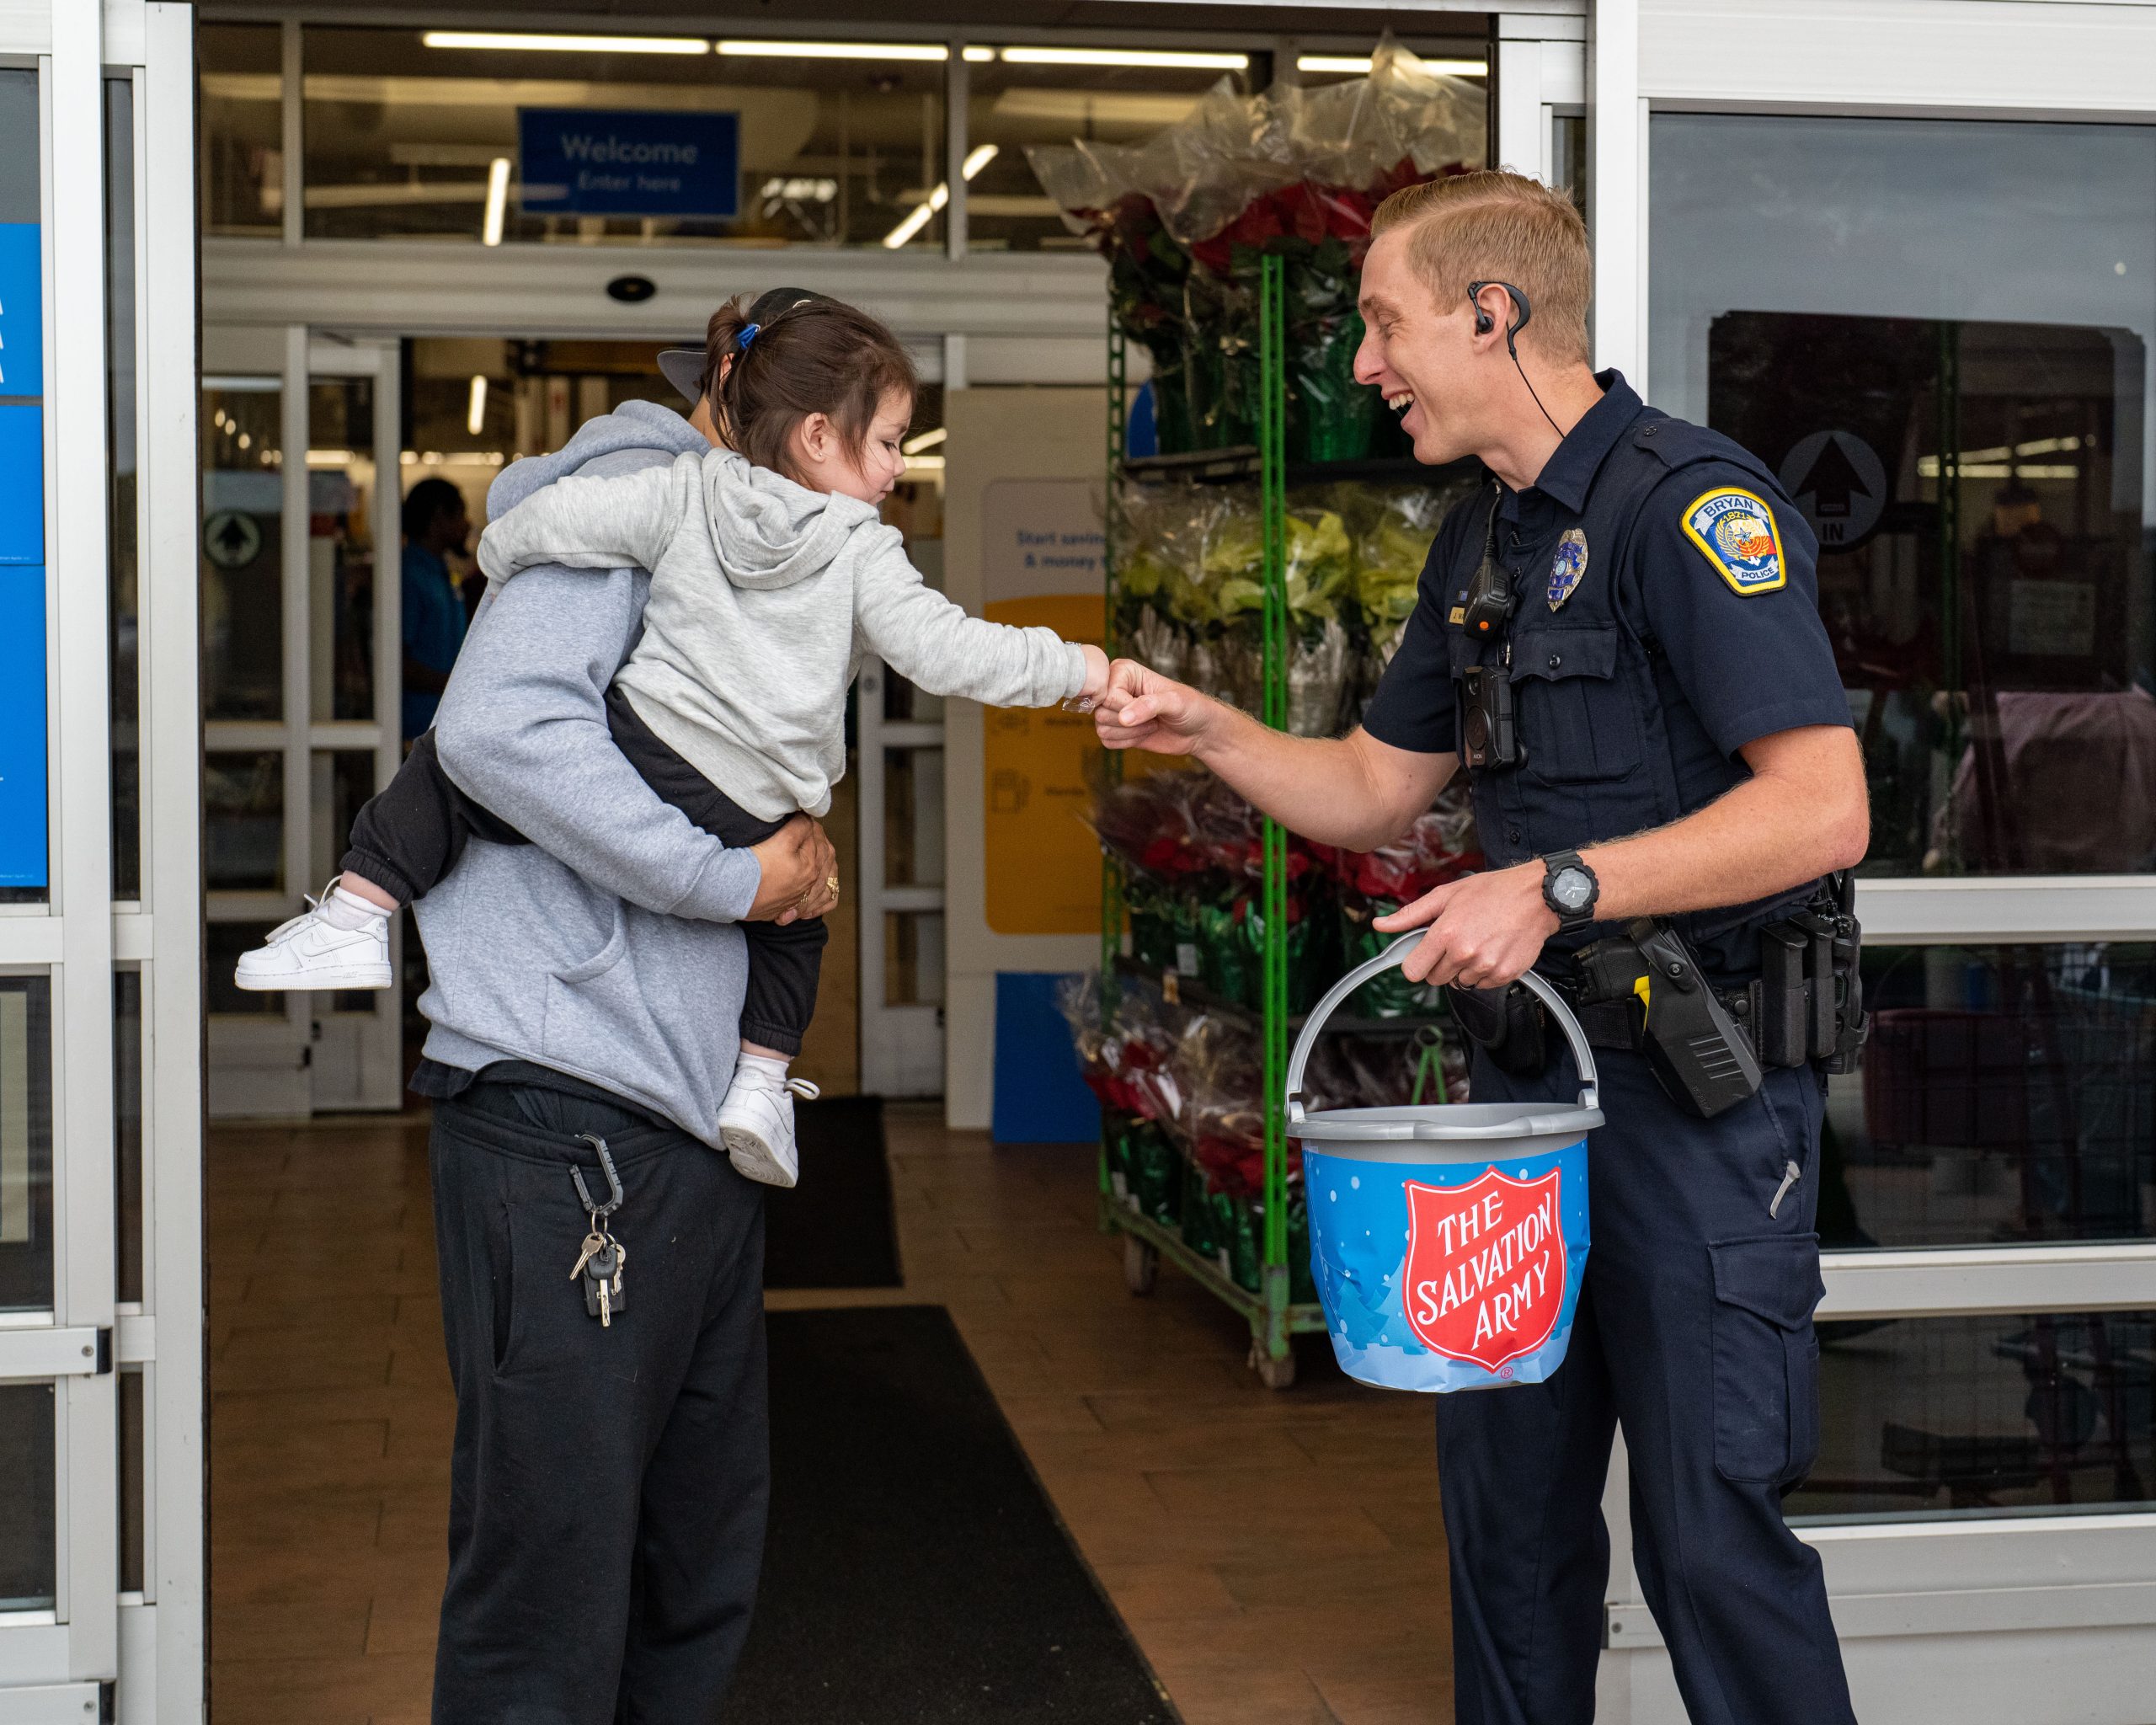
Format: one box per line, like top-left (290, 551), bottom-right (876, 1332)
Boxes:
top-left (702, 291), bottom-right (917, 483)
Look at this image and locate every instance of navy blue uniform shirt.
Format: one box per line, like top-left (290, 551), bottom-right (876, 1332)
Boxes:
top-left (1362, 371), bottom-right (1854, 978)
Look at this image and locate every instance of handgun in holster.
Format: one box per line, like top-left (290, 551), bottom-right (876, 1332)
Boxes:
top-left (1572, 920), bottom-right (1764, 1119)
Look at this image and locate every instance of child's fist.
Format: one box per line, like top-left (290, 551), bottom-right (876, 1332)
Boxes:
top-left (1072, 643), bottom-right (1112, 708)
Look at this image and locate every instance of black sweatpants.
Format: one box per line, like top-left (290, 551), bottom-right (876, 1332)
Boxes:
top-left (345, 686), bottom-right (825, 1055)
top-left (429, 1070), bottom-right (769, 1724)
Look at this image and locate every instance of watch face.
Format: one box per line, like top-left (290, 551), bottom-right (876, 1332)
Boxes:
top-left (1553, 867), bottom-right (1593, 911)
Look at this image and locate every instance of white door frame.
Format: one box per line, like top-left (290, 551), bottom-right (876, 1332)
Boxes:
top-left (0, 4), bottom-right (201, 1719)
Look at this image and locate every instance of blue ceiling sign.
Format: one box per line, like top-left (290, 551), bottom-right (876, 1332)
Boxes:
top-left (517, 109), bottom-right (740, 221)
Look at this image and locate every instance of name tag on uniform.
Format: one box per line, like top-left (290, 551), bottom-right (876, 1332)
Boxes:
top-left (1682, 488), bottom-right (1785, 595)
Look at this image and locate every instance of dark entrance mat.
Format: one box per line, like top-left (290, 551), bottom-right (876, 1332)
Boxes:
top-left (725, 1306), bottom-right (1178, 1725)
top-left (762, 1096), bottom-right (901, 1290)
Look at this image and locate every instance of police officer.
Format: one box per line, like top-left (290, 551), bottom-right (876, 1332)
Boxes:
top-left (1097, 168), bottom-right (1866, 1725)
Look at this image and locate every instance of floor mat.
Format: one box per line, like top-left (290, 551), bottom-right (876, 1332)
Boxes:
top-left (726, 1306), bottom-right (1178, 1725)
top-left (762, 1095), bottom-right (900, 1290)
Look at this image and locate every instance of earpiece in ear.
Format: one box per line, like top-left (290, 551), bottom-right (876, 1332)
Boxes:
top-left (1474, 307), bottom-right (1495, 335)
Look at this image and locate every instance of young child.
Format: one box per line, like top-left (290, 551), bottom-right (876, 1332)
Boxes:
top-left (237, 292), bottom-right (1108, 1186)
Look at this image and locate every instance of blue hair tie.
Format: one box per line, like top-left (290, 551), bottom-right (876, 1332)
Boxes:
top-left (738, 322), bottom-right (760, 351)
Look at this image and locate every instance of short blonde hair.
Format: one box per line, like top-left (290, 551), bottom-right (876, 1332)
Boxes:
top-left (1370, 170), bottom-right (1591, 365)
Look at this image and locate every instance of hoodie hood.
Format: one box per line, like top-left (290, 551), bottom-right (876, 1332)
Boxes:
top-left (698, 446), bottom-right (879, 592)
top-left (487, 398), bottom-right (707, 520)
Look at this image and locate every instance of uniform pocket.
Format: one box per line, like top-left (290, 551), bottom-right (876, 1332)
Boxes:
top-left (1509, 623), bottom-right (1641, 784)
top-left (1708, 1233), bottom-right (1826, 1484)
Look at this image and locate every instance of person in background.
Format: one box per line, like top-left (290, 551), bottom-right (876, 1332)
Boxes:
top-left (400, 476), bottom-right (472, 740)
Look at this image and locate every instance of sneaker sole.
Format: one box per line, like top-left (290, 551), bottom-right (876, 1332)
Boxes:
top-left (721, 1126), bottom-right (798, 1189)
top-left (235, 964), bottom-right (392, 991)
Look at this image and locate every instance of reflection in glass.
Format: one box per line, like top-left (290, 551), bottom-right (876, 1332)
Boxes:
top-left (303, 28), bottom-right (943, 248)
top-left (200, 380), bottom-right (284, 721)
top-left (1793, 1310), bottom-right (2155, 1525)
top-left (1709, 313), bottom-right (2144, 875)
top-left (1826, 945), bottom-right (2156, 1249)
top-left (205, 751), bottom-right (284, 893)
top-left (0, 976), bottom-right (54, 1312)
top-left (200, 24), bottom-right (284, 238)
top-left (108, 75), bottom-right (141, 896)
top-left (0, 1383), bottom-right (56, 1610)
top-left (115, 967), bottom-right (142, 1306)
top-left (1651, 115), bottom-right (2156, 879)
top-left (885, 911), bottom-right (946, 1007)
top-left (310, 377), bottom-right (378, 722)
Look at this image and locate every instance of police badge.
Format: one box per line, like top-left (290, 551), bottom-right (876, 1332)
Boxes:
top-left (1547, 528), bottom-right (1588, 611)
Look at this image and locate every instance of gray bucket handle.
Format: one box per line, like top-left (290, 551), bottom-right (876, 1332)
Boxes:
top-left (1285, 932), bottom-right (1599, 1124)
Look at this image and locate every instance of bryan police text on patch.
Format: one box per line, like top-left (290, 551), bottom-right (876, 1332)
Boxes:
top-left (1681, 487), bottom-right (1785, 595)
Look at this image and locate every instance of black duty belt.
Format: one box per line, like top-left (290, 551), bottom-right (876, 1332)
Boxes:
top-left (1565, 985), bottom-right (1758, 1055)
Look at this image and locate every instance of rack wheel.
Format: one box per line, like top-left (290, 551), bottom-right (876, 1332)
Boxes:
top-left (1123, 1236), bottom-right (1158, 1295)
top-left (1251, 1344), bottom-right (1297, 1391)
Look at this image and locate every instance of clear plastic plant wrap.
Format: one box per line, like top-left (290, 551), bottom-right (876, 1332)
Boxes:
top-left (1309, 784), bottom-right (1482, 1017)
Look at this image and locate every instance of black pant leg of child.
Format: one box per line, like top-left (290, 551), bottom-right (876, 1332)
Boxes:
top-left (342, 731), bottom-right (531, 904)
top-left (605, 688), bottom-right (825, 1056)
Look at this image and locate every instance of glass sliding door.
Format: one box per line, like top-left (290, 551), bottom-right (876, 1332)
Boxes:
top-left (0, 6), bottom-right (201, 1714)
top-left (203, 335), bottom-right (403, 1117)
top-left (1646, 108), bottom-right (2156, 1716)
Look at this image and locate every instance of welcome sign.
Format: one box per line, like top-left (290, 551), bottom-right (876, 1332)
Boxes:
top-left (518, 108), bottom-right (740, 220)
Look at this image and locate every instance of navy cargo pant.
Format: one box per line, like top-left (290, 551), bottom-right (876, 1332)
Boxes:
top-left (429, 1071), bottom-right (770, 1724)
top-left (1436, 1045), bottom-right (1856, 1725)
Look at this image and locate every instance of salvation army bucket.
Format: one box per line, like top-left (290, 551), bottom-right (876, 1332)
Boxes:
top-left (1289, 936), bottom-right (1602, 1393)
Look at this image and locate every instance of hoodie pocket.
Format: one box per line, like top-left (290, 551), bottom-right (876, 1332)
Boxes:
top-left (541, 905), bottom-right (632, 1064)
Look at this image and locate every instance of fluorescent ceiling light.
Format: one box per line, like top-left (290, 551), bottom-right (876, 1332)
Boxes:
top-left (1000, 45), bottom-right (1247, 69)
top-left (717, 39), bottom-right (948, 62)
top-left (1298, 53), bottom-right (1487, 77)
top-left (901, 425), bottom-right (947, 456)
top-left (421, 30), bottom-right (709, 56)
top-left (467, 376), bottom-right (489, 437)
top-left (962, 45), bottom-right (996, 62)
top-left (882, 144), bottom-right (999, 248)
top-left (481, 157), bottom-right (510, 247)
top-left (903, 453), bottom-right (946, 472)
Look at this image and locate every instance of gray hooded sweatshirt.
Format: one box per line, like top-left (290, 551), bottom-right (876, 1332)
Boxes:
top-left (417, 402), bottom-right (761, 1146)
top-left (476, 446), bottom-right (1086, 820)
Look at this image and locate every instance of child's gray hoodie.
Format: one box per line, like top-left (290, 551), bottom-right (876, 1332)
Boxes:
top-left (415, 403), bottom-right (762, 1146)
top-left (478, 446), bottom-right (1086, 820)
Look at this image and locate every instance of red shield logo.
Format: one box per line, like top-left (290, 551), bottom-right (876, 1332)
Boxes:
top-left (1401, 1167), bottom-right (1566, 1370)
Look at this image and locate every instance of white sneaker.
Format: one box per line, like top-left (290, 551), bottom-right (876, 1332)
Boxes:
top-left (234, 881), bottom-right (392, 991)
top-left (718, 1066), bottom-right (819, 1188)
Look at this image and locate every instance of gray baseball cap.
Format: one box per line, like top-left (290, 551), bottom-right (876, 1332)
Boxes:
top-left (655, 286), bottom-right (835, 406)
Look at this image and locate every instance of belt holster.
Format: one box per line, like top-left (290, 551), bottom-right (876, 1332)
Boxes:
top-left (1569, 920), bottom-right (1764, 1119)
top-left (1444, 982), bottom-right (1548, 1077)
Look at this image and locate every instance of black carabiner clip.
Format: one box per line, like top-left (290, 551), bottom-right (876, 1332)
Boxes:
top-left (570, 1134), bottom-right (623, 1222)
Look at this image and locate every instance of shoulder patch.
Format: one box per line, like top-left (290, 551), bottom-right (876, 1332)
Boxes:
top-left (1680, 488), bottom-right (1785, 595)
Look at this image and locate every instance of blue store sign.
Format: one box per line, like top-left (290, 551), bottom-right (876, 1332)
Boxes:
top-left (0, 221), bottom-right (42, 889)
top-left (518, 108), bottom-right (739, 221)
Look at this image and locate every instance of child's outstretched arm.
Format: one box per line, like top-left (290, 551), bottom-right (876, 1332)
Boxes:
top-left (476, 452), bottom-right (696, 587)
top-left (853, 527), bottom-right (1107, 708)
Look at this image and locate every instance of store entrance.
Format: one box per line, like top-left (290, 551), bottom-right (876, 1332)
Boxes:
top-left (203, 330), bottom-right (954, 1113)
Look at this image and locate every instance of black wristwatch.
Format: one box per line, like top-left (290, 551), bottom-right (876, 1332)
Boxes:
top-left (1540, 850), bottom-right (1600, 931)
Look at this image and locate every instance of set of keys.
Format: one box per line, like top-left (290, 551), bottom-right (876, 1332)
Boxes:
top-left (568, 1135), bottom-right (628, 1328)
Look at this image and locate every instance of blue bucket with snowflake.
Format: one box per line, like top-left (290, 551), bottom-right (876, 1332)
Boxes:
top-left (1288, 937), bottom-right (1600, 1393)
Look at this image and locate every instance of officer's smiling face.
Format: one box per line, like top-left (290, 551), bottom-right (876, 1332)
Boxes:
top-left (1356, 230), bottom-right (1481, 467)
